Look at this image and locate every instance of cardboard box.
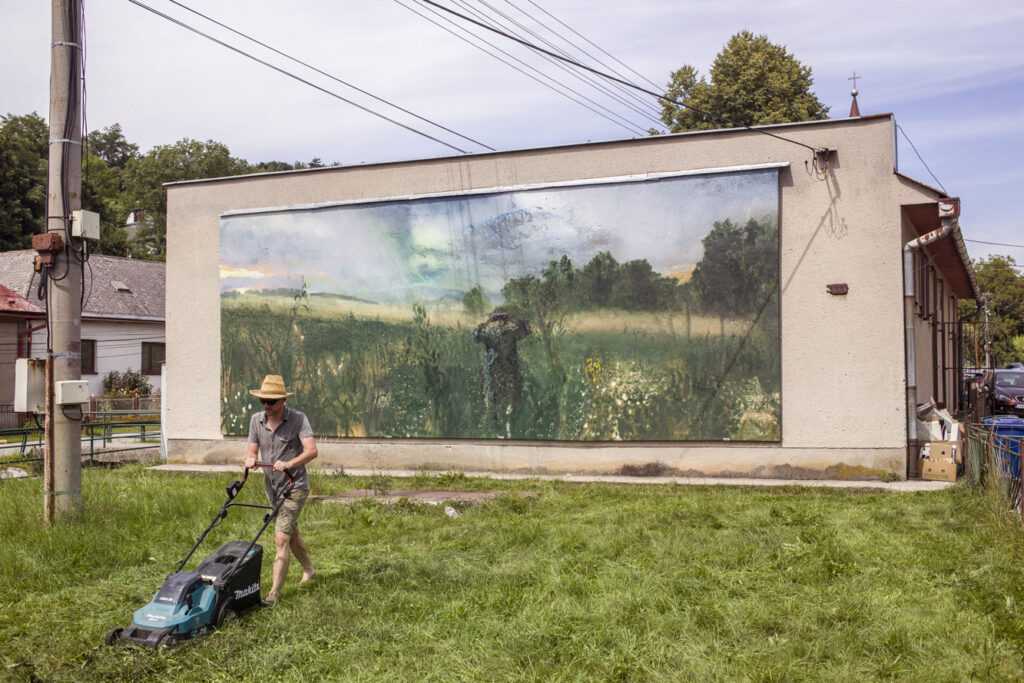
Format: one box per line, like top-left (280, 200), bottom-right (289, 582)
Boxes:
top-left (921, 457), bottom-right (956, 481)
top-left (929, 441), bottom-right (961, 464)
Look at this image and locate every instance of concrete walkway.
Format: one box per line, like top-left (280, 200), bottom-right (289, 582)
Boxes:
top-left (149, 464), bottom-right (955, 492)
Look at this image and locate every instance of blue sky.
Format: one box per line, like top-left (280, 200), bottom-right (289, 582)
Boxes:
top-left (2, 1), bottom-right (1021, 267)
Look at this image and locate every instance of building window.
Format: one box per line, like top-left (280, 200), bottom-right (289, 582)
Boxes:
top-left (81, 339), bottom-right (96, 374)
top-left (142, 342), bottom-right (165, 375)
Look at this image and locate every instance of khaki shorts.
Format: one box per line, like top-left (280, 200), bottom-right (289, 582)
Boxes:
top-left (275, 488), bottom-right (308, 535)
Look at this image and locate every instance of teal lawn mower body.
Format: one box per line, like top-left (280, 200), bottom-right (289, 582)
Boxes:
top-left (106, 465), bottom-right (291, 649)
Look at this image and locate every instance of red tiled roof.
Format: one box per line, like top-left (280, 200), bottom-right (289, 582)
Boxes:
top-left (0, 283), bottom-right (44, 316)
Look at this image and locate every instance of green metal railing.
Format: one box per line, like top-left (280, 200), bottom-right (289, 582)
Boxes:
top-left (0, 410), bottom-right (161, 471)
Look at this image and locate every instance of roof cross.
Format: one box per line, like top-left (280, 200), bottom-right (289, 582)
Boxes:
top-left (848, 71), bottom-right (862, 94)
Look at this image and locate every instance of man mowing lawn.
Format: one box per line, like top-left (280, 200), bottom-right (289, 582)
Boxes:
top-left (244, 374), bottom-right (318, 606)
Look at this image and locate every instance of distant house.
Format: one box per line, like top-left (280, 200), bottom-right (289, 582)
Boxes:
top-left (0, 284), bottom-right (45, 419)
top-left (0, 251), bottom-right (165, 397)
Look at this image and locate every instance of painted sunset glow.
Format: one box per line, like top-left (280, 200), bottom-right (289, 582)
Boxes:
top-left (220, 169), bottom-right (781, 442)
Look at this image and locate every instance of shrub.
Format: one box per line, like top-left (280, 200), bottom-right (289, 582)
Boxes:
top-left (101, 369), bottom-right (153, 396)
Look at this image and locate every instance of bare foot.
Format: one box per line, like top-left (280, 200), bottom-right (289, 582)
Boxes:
top-left (261, 594), bottom-right (278, 607)
top-left (300, 568), bottom-right (316, 584)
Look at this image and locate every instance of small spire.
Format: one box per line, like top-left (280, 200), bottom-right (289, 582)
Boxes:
top-left (848, 72), bottom-right (862, 117)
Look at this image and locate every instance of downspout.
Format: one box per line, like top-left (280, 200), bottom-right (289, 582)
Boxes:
top-left (904, 218), bottom-right (956, 477)
top-left (18, 322), bottom-right (46, 358)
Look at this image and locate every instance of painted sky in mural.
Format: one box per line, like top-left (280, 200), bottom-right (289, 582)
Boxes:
top-left (220, 169), bottom-right (778, 301)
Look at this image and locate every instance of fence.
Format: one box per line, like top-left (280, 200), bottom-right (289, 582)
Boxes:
top-left (89, 394), bottom-right (161, 412)
top-left (0, 405), bottom-right (20, 429)
top-left (0, 410), bottom-right (161, 473)
top-left (965, 422), bottom-right (1024, 514)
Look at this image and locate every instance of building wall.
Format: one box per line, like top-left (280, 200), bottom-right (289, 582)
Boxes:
top-left (0, 320), bottom-right (18, 405)
top-left (28, 320), bottom-right (164, 396)
top-left (165, 116), bottom-right (938, 477)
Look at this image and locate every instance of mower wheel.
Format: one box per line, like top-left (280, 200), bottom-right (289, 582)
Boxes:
top-left (104, 627), bottom-right (123, 646)
top-left (156, 632), bottom-right (178, 651)
top-left (215, 598), bottom-right (238, 629)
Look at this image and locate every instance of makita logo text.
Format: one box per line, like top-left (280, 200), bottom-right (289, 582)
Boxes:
top-left (235, 582), bottom-right (260, 600)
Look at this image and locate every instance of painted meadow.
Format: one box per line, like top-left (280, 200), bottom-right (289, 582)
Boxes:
top-left (220, 170), bottom-right (781, 442)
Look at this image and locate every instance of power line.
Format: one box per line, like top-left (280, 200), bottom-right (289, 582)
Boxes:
top-left (459, 0), bottom-right (662, 127)
top-left (126, 0), bottom-right (474, 155)
top-left (396, 0), bottom-right (647, 136)
top-left (520, 0), bottom-right (663, 92)
top-left (416, 0), bottom-right (823, 153)
top-left (405, 0), bottom-right (648, 136)
top-left (965, 238), bottom-right (1024, 249)
top-left (895, 123), bottom-right (947, 194)
top-left (163, 0), bottom-right (493, 152)
top-left (505, 0), bottom-right (663, 115)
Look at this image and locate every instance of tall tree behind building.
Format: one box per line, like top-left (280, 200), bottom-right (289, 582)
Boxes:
top-left (969, 255), bottom-right (1024, 365)
top-left (656, 31), bottom-right (829, 133)
top-left (0, 113), bottom-right (48, 250)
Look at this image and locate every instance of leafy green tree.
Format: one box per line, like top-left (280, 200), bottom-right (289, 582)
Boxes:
top-left (972, 255), bottom-right (1024, 365)
top-left (120, 138), bottom-right (253, 258)
top-left (462, 285), bottom-right (490, 318)
top-left (86, 123), bottom-right (138, 170)
top-left (82, 152), bottom-right (132, 256)
top-left (0, 112), bottom-right (48, 250)
top-left (689, 217), bottom-right (778, 332)
top-left (657, 31), bottom-right (829, 133)
top-left (579, 251), bottom-right (618, 308)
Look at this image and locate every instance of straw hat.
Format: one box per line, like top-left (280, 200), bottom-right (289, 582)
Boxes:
top-left (249, 374), bottom-right (295, 400)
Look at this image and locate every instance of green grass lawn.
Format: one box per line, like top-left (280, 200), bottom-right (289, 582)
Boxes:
top-left (2, 466), bottom-right (1024, 681)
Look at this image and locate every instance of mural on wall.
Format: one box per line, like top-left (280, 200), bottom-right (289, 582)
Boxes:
top-left (220, 168), bottom-right (781, 441)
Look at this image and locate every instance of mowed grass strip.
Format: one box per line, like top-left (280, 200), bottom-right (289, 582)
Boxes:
top-left (1, 467), bottom-right (1024, 681)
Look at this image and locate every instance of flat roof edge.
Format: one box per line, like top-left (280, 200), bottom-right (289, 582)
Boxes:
top-left (166, 115), bottom-right (891, 189)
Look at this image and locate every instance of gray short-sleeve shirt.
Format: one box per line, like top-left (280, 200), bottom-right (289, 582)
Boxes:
top-left (247, 406), bottom-right (314, 501)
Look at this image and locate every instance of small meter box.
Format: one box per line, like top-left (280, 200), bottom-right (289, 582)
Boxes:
top-left (55, 380), bottom-right (90, 405)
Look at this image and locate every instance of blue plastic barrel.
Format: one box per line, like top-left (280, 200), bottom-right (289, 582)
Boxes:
top-left (983, 416), bottom-right (1024, 479)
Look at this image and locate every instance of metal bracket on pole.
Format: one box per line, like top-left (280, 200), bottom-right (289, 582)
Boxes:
top-left (49, 138), bottom-right (82, 146)
top-left (43, 489), bottom-right (81, 497)
top-left (51, 41), bottom-right (81, 48)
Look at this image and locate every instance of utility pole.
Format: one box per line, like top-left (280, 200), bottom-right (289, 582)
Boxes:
top-left (982, 293), bottom-right (992, 370)
top-left (45, 0), bottom-right (84, 521)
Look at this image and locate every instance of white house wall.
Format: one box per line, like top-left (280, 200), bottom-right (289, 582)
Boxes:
top-left (28, 320), bottom-right (164, 396)
top-left (165, 116), bottom-right (929, 477)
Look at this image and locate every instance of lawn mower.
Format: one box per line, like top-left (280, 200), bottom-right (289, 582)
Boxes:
top-left (105, 464), bottom-right (292, 649)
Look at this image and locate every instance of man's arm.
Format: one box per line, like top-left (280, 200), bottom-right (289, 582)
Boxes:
top-left (273, 436), bottom-right (317, 472)
top-left (244, 441), bottom-right (259, 469)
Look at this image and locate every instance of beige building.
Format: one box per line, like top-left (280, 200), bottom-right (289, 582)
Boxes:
top-left (165, 114), bottom-right (977, 479)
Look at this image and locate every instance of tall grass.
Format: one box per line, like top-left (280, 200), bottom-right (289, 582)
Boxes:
top-left (221, 297), bottom-right (780, 442)
top-left (2, 467), bottom-right (1024, 680)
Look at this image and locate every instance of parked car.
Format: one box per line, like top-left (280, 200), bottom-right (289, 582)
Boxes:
top-left (1005, 362), bottom-right (1024, 370)
top-left (982, 369), bottom-right (1024, 416)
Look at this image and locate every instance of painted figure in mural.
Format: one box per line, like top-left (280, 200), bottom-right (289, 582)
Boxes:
top-left (473, 310), bottom-right (531, 426)
top-left (244, 374), bottom-right (317, 605)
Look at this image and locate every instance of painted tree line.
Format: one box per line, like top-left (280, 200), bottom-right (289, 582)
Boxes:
top-left (464, 215), bottom-right (779, 333)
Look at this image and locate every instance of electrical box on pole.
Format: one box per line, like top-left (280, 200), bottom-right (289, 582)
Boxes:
top-left (71, 210), bottom-right (100, 239)
top-left (14, 358), bottom-right (46, 413)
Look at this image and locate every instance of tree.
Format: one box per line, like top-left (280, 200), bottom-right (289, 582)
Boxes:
top-left (462, 285), bottom-right (490, 318)
top-left (0, 112), bottom-right (48, 250)
top-left (120, 138), bottom-right (253, 258)
top-left (86, 123), bottom-right (138, 170)
top-left (656, 31), bottom-right (829, 133)
top-left (972, 255), bottom-right (1024, 365)
top-left (689, 216), bottom-right (778, 332)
